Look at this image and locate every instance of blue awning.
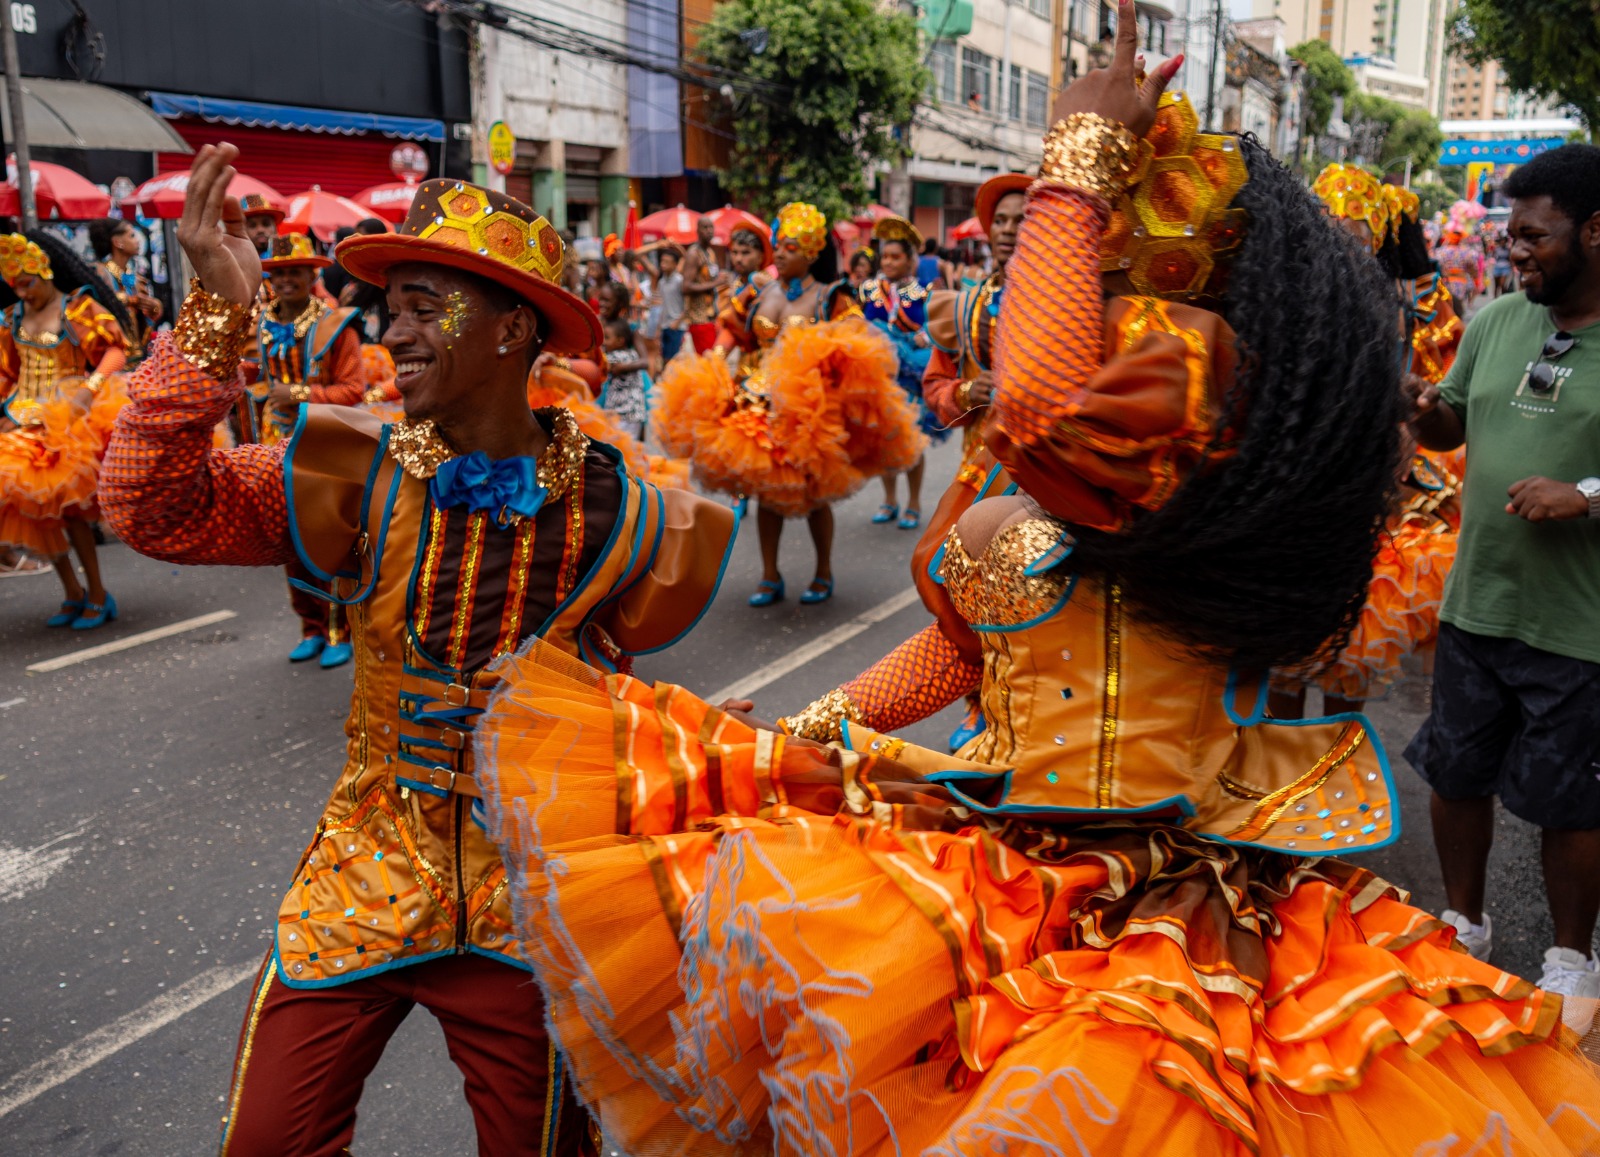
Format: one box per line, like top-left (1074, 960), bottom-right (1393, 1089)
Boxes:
top-left (148, 93), bottom-right (443, 143)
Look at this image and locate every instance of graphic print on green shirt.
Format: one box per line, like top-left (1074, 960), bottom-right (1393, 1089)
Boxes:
top-left (1438, 292), bottom-right (1600, 663)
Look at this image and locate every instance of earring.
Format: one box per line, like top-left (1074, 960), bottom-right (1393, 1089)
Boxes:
top-left (497, 345), bottom-right (508, 356)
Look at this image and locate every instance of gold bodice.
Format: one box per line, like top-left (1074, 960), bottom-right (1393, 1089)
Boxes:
top-left (736, 313), bottom-right (812, 404)
top-left (923, 515), bottom-right (1399, 854)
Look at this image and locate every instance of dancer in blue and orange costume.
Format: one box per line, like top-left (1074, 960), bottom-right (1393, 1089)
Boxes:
top-left (654, 201), bottom-right (923, 606)
top-left (1270, 166), bottom-right (1467, 716)
top-left (247, 232), bottom-right (368, 668)
top-left (100, 154), bottom-right (736, 1155)
top-left (472, 23), bottom-right (1600, 1155)
top-left (859, 214), bottom-right (940, 531)
top-left (921, 171), bottom-right (1029, 749)
top-left (0, 231), bottom-right (133, 630)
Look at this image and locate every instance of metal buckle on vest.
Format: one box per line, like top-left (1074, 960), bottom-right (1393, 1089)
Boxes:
top-left (424, 765), bottom-right (458, 794)
top-left (437, 728), bottom-right (468, 751)
top-left (443, 682), bottom-right (472, 707)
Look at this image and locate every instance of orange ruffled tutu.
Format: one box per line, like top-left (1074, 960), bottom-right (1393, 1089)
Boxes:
top-left (0, 376), bottom-right (128, 556)
top-left (525, 382), bottom-right (689, 490)
top-left (653, 318), bottom-right (923, 518)
top-left (474, 644), bottom-right (1600, 1157)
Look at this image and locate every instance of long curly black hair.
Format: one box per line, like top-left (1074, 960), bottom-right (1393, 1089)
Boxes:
top-left (1067, 137), bottom-right (1403, 674)
top-left (28, 228), bottom-right (136, 338)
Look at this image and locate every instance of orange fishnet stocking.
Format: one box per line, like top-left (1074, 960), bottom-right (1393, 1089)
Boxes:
top-left (841, 623), bottom-right (982, 733)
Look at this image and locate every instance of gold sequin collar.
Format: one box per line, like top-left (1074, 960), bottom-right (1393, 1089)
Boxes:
top-left (265, 296), bottom-right (328, 339)
top-left (387, 406), bottom-right (590, 500)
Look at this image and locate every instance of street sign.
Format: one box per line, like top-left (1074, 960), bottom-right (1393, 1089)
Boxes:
top-left (488, 121), bottom-right (516, 176)
top-left (919, 0), bottom-right (972, 39)
top-left (390, 142), bottom-right (428, 181)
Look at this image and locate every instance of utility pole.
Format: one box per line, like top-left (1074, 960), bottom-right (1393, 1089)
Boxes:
top-left (1203, 0), bottom-right (1224, 131)
top-left (0, 0), bottom-right (34, 229)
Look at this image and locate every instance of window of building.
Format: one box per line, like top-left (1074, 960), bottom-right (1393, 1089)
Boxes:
top-left (929, 40), bottom-right (957, 103)
top-left (1026, 70), bottom-right (1049, 128)
top-left (1072, 0), bottom-right (1097, 39)
top-left (962, 45), bottom-right (993, 112)
top-left (1137, 12), bottom-right (1167, 53)
top-left (1007, 63), bottom-right (1022, 121)
top-left (1028, 0), bottom-right (1050, 18)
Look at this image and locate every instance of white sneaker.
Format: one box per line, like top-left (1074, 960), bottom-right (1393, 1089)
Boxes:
top-left (1540, 947), bottom-right (1600, 1035)
top-left (1441, 909), bottom-right (1493, 960)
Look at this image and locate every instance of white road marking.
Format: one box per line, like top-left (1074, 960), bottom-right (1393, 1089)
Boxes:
top-left (708, 587), bottom-right (924, 703)
top-left (0, 828), bottom-right (85, 903)
top-left (0, 960), bottom-right (258, 1119)
top-left (25, 610), bottom-right (238, 674)
top-left (0, 696), bottom-right (24, 709)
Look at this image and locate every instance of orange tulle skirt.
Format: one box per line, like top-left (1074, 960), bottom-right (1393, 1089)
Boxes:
top-left (652, 318), bottom-right (924, 517)
top-left (0, 376), bottom-right (127, 556)
top-left (474, 644), bottom-right (1600, 1156)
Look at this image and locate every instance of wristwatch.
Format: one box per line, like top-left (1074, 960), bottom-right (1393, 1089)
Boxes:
top-left (1577, 477), bottom-right (1600, 519)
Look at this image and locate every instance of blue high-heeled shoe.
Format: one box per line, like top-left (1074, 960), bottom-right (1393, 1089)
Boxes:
top-left (871, 503), bottom-right (899, 524)
top-left (46, 599), bottom-right (86, 628)
top-left (799, 578), bottom-right (834, 605)
top-left (319, 641), bottom-right (354, 669)
top-left (748, 578), bottom-right (785, 607)
top-left (70, 593), bottom-right (117, 631)
top-left (288, 635), bottom-right (326, 663)
top-left (898, 508), bottom-right (921, 531)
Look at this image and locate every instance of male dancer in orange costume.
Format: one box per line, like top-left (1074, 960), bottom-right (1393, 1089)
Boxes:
top-left (100, 150), bottom-right (734, 1155)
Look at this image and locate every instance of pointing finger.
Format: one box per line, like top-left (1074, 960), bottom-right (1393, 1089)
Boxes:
top-left (1112, 0), bottom-right (1138, 75)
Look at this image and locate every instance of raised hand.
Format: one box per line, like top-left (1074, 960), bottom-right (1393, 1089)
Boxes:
top-left (175, 144), bottom-right (262, 308)
top-left (1050, 0), bottom-right (1183, 138)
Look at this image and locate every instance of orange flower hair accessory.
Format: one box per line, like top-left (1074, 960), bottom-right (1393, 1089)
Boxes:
top-left (1313, 163), bottom-right (1390, 251)
top-left (772, 202), bottom-right (828, 262)
top-left (0, 234), bottom-right (51, 284)
top-left (1099, 92), bottom-right (1249, 300)
top-left (1380, 184), bottom-right (1419, 231)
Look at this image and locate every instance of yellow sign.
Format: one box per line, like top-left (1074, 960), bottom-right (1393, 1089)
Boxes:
top-left (488, 121), bottom-right (516, 176)
top-left (1465, 161), bottom-right (1495, 202)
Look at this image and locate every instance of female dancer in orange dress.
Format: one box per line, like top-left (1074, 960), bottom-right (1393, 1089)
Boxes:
top-left (0, 232), bottom-right (132, 629)
top-left (654, 202), bottom-right (923, 606)
top-left (473, 20), bottom-right (1600, 1154)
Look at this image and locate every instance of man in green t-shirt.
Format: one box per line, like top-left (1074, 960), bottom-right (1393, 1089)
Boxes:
top-left (1407, 144), bottom-right (1600, 1028)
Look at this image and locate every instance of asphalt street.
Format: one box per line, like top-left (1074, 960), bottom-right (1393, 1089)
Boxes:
top-left (0, 432), bottom-right (1568, 1155)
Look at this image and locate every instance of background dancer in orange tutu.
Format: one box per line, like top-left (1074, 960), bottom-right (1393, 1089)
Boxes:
top-left (0, 232), bottom-right (133, 630)
top-left (654, 202), bottom-right (923, 606)
top-left (474, 12), bottom-right (1600, 1152)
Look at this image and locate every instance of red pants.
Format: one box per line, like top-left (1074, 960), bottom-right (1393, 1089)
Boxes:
top-left (688, 321), bottom-right (718, 354)
top-left (285, 558), bottom-right (345, 643)
top-left (221, 952), bottom-right (582, 1156)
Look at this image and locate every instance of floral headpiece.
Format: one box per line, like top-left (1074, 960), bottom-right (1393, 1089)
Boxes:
top-left (0, 234), bottom-right (51, 284)
top-left (1100, 92), bottom-right (1249, 299)
top-left (871, 213), bottom-right (923, 253)
top-left (1313, 163), bottom-right (1390, 252)
top-left (1380, 184), bottom-right (1419, 232)
top-left (771, 202), bottom-right (828, 262)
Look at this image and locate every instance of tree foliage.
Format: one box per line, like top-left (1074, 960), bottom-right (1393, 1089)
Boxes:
top-left (696, 0), bottom-right (928, 221)
top-left (1289, 40), bottom-right (1354, 139)
top-left (1452, 0), bottom-right (1600, 136)
top-left (1413, 180), bottom-right (1457, 220)
top-left (1346, 92), bottom-right (1444, 174)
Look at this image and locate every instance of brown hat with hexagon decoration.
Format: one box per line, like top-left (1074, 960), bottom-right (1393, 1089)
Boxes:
top-left (336, 179), bottom-right (601, 355)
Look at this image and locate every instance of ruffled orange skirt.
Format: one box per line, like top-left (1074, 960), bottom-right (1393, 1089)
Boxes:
top-left (652, 318), bottom-right (923, 518)
top-left (0, 376), bottom-right (128, 556)
top-left (474, 644), bottom-right (1600, 1157)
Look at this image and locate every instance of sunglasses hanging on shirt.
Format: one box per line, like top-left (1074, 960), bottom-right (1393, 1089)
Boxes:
top-left (1527, 330), bottom-right (1578, 394)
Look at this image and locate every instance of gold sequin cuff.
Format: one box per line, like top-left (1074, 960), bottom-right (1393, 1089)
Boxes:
top-left (778, 688), bottom-right (863, 744)
top-left (289, 383), bottom-right (311, 404)
top-left (955, 379), bottom-right (975, 412)
top-left (1038, 113), bottom-right (1147, 203)
top-left (83, 371), bottom-right (105, 394)
top-left (173, 279), bottom-right (255, 380)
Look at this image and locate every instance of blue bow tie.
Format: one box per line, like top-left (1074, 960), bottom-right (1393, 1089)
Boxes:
top-left (428, 451), bottom-right (547, 528)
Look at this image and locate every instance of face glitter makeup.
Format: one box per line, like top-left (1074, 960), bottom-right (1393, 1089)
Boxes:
top-left (441, 290), bottom-right (470, 340)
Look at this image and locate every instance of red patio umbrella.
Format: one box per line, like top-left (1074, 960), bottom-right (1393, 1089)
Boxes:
top-left (635, 205), bottom-right (701, 245)
top-left (0, 158), bottom-right (111, 219)
top-left (124, 169), bottom-right (284, 220)
top-left (948, 216), bottom-right (986, 242)
top-left (351, 180), bottom-right (420, 224)
top-left (831, 219), bottom-right (861, 258)
top-left (283, 186), bottom-right (372, 243)
top-left (853, 204), bottom-right (896, 230)
top-left (705, 205), bottom-right (767, 247)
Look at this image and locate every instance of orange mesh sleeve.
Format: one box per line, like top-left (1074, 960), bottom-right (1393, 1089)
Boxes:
top-left (781, 624), bottom-right (981, 741)
top-left (922, 345), bottom-right (972, 429)
top-left (101, 332), bottom-right (293, 567)
top-left (989, 185), bottom-right (1109, 447)
top-left (309, 328), bottom-right (367, 405)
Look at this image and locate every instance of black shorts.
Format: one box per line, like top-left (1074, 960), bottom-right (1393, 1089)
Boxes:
top-left (1405, 622), bottom-right (1600, 829)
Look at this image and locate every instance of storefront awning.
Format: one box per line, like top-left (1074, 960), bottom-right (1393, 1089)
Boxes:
top-left (0, 78), bottom-right (192, 152)
top-left (149, 93), bottom-right (444, 143)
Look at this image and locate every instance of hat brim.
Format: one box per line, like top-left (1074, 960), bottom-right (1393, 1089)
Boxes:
top-left (261, 255), bottom-right (332, 271)
top-left (335, 233), bottom-right (602, 356)
top-left (244, 208), bottom-right (287, 222)
top-left (975, 174), bottom-right (1032, 234)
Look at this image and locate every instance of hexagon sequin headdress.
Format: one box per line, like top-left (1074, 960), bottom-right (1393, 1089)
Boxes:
top-left (771, 202), bottom-right (828, 262)
top-left (261, 232), bottom-right (332, 271)
top-left (0, 234), bottom-right (51, 284)
top-left (1313, 163), bottom-right (1390, 252)
top-left (1099, 92), bottom-right (1249, 299)
top-left (337, 179), bottom-right (601, 355)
